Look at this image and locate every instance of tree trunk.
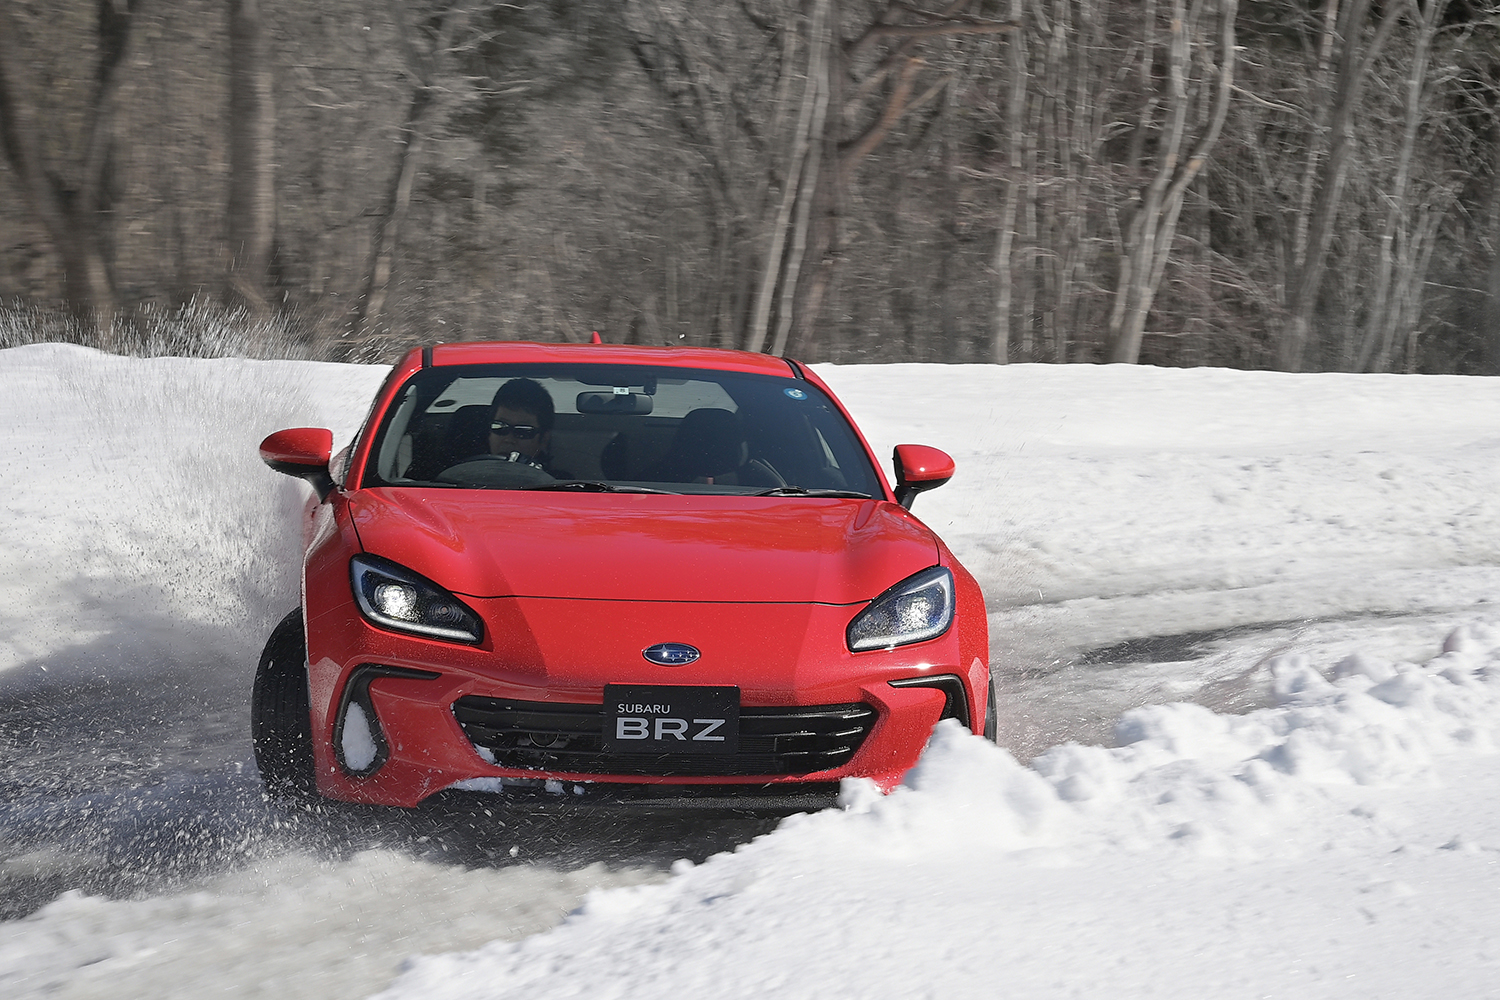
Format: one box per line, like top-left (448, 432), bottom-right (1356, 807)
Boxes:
top-left (353, 92), bottom-right (429, 342)
top-left (1277, 0), bottom-right (1402, 371)
top-left (771, 0), bottom-right (833, 359)
top-left (0, 2), bottom-right (126, 341)
top-left (745, 0), bottom-right (828, 356)
top-left (1356, 0), bottom-right (1445, 373)
top-left (1105, 0), bottom-right (1237, 364)
top-left (768, 0), bottom-right (1017, 358)
top-left (350, 1), bottom-right (473, 347)
top-left (227, 0), bottom-right (277, 314)
top-left (1486, 131), bottom-right (1500, 375)
top-left (1288, 0), bottom-right (1343, 282)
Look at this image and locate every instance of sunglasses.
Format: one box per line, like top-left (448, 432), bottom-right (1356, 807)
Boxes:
top-left (489, 420), bottom-right (541, 440)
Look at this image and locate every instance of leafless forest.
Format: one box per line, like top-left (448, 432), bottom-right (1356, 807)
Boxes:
top-left (2, 0), bottom-right (1498, 370)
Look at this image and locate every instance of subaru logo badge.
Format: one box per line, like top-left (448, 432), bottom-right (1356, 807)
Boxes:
top-left (643, 642), bottom-right (701, 666)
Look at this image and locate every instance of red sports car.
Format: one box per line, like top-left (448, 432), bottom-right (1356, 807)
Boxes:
top-left (253, 342), bottom-right (990, 811)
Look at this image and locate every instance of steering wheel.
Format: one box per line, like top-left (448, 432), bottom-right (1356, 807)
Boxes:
top-left (436, 453), bottom-right (557, 488)
top-left (744, 457), bottom-right (787, 487)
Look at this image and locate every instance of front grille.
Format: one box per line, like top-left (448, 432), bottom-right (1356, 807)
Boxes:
top-left (453, 697), bottom-right (877, 776)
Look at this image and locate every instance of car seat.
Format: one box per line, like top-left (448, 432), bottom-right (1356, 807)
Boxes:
top-left (408, 404), bottom-right (492, 480)
top-left (649, 408), bottom-right (749, 483)
top-left (599, 432), bottom-right (630, 479)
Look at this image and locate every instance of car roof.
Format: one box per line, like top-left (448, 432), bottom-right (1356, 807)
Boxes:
top-left (418, 341), bottom-right (802, 378)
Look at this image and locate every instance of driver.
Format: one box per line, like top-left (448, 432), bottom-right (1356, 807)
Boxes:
top-left (488, 378), bottom-right (556, 470)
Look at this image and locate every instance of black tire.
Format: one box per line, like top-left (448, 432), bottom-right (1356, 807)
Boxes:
top-left (251, 609), bottom-right (317, 802)
top-left (982, 674), bottom-right (998, 743)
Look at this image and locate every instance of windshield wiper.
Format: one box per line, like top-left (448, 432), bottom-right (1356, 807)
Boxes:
top-left (749, 486), bottom-right (873, 499)
top-left (522, 480), bottom-right (676, 494)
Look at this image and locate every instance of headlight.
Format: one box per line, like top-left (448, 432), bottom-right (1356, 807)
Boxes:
top-left (846, 566), bottom-right (954, 652)
top-left (350, 554), bottom-right (484, 644)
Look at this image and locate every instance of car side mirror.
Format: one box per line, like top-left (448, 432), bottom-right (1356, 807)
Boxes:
top-left (261, 427), bottom-right (336, 501)
top-left (892, 444), bottom-right (954, 510)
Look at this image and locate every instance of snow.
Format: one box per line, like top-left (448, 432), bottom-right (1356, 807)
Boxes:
top-left (0, 852), bottom-right (659, 999)
top-left (340, 703), bottom-right (379, 773)
top-left (6, 343), bottom-right (1500, 997)
top-left (373, 659), bottom-right (1500, 1000)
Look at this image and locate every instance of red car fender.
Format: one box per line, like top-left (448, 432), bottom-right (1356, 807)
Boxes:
top-left (937, 538), bottom-right (991, 736)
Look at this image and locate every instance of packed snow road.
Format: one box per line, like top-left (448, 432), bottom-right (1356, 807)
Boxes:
top-left (0, 648), bottom-right (781, 998)
top-left (6, 344), bottom-right (1500, 998)
top-left (0, 652), bottom-right (780, 918)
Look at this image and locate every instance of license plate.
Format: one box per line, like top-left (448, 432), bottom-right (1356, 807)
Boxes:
top-left (602, 684), bottom-right (739, 755)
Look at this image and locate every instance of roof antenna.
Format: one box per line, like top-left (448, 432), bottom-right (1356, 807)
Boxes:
top-left (591, 331), bottom-right (603, 344)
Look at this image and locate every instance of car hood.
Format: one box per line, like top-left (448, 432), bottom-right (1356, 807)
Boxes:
top-left (346, 489), bottom-right (940, 604)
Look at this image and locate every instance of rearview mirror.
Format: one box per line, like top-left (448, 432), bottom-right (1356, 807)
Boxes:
top-left (892, 444), bottom-right (954, 510)
top-left (577, 391), bottom-right (654, 415)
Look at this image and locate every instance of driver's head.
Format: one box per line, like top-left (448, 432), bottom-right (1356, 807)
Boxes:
top-left (489, 378), bottom-right (554, 460)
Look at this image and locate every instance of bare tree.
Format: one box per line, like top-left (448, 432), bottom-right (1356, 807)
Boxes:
top-left (227, 0), bottom-right (277, 314)
top-left (0, 0), bottom-right (136, 340)
top-left (4, 0), bottom-right (1500, 373)
top-left (780, 1), bottom-right (1015, 359)
top-left (349, 0), bottom-right (486, 345)
top-left (1277, 0), bottom-right (1403, 371)
top-left (989, 0), bottom-right (1026, 363)
top-left (1104, 0), bottom-right (1238, 364)
top-left (746, 0), bottom-right (832, 356)
top-left (1355, 0), bottom-right (1453, 372)
top-left (978, 0), bottom-right (1238, 366)
top-left (625, 0), bottom-right (1013, 360)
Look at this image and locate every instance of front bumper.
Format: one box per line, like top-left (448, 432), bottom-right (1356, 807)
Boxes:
top-left (304, 593), bottom-right (986, 808)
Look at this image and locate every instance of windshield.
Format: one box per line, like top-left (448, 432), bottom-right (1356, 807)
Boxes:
top-left (361, 363), bottom-right (883, 497)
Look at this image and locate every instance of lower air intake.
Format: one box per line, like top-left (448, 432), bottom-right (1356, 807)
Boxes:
top-left (453, 697), bottom-right (876, 776)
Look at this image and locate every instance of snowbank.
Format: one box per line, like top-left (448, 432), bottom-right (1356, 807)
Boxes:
top-left (371, 627), bottom-right (1500, 999)
top-left (0, 344), bottom-right (386, 681)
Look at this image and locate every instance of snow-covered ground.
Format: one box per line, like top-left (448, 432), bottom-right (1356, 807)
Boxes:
top-left (5, 343), bottom-right (1500, 998)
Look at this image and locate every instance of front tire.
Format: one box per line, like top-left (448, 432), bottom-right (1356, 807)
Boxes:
top-left (251, 609), bottom-right (317, 802)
